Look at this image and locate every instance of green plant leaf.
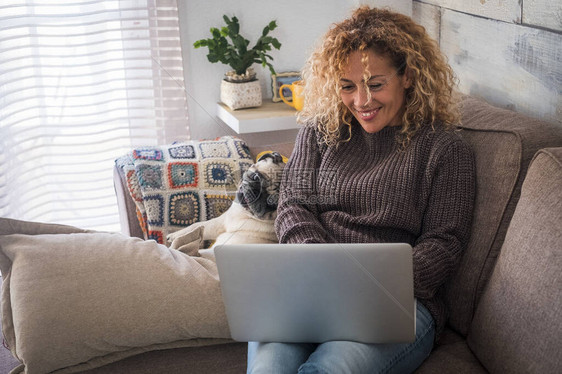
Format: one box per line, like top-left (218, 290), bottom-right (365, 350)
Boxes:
top-left (232, 35), bottom-right (248, 54)
top-left (207, 54), bottom-right (220, 63)
top-left (225, 16), bottom-right (240, 36)
top-left (211, 27), bottom-right (222, 39)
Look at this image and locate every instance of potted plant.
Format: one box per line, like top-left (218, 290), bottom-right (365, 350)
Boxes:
top-left (194, 15), bottom-right (281, 110)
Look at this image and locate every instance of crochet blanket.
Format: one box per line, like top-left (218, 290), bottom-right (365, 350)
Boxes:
top-left (115, 136), bottom-right (253, 244)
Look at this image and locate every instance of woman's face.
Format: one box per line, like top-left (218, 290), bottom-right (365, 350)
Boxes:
top-left (339, 50), bottom-right (410, 133)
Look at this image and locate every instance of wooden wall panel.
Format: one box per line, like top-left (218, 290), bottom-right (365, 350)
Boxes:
top-left (358, 0), bottom-right (412, 16)
top-left (419, 0), bottom-right (521, 23)
top-left (440, 9), bottom-right (562, 125)
top-left (523, 0), bottom-right (562, 32)
top-left (413, 1), bottom-right (441, 44)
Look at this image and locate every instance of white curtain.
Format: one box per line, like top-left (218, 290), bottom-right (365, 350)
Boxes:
top-left (0, 0), bottom-right (189, 232)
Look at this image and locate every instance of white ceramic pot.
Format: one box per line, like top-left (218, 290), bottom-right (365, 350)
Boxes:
top-left (220, 79), bottom-right (262, 110)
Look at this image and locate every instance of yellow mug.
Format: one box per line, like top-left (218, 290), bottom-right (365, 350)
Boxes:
top-left (279, 80), bottom-right (305, 111)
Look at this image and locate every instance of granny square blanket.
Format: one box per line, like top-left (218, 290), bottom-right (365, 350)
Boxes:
top-left (116, 136), bottom-right (253, 244)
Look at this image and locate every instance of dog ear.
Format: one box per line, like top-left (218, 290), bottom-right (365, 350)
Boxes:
top-left (256, 151), bottom-right (285, 164)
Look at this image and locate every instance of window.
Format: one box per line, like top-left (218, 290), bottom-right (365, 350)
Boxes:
top-left (0, 0), bottom-right (189, 232)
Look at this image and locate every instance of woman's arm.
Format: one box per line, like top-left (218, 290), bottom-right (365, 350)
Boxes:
top-left (413, 139), bottom-right (476, 300)
top-left (275, 126), bottom-right (333, 244)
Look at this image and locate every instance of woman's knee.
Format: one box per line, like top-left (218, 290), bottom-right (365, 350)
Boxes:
top-left (298, 362), bottom-right (330, 374)
top-left (247, 342), bottom-right (316, 374)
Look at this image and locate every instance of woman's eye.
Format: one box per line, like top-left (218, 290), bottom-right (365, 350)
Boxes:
top-left (369, 83), bottom-right (384, 91)
top-left (341, 85), bottom-right (355, 92)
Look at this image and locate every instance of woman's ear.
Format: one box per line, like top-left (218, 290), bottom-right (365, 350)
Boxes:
top-left (402, 67), bottom-right (412, 89)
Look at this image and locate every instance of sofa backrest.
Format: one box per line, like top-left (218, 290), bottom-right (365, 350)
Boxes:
top-left (444, 96), bottom-right (562, 336)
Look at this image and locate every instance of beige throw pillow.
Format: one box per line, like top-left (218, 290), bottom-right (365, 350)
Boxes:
top-left (0, 219), bottom-right (230, 374)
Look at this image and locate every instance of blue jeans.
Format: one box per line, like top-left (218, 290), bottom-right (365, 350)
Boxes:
top-left (247, 301), bottom-right (435, 374)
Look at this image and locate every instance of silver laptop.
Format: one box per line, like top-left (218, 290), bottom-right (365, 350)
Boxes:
top-left (214, 243), bottom-right (416, 344)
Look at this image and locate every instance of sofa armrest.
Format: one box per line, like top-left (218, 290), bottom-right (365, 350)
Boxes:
top-left (467, 147), bottom-right (562, 373)
top-left (113, 165), bottom-right (144, 238)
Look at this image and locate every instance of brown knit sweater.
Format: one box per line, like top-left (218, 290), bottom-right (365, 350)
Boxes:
top-left (275, 122), bottom-right (476, 339)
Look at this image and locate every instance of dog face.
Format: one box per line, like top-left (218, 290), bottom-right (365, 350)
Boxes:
top-left (236, 152), bottom-right (286, 220)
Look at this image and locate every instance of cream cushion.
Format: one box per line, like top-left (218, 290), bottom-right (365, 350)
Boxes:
top-left (0, 218), bottom-right (230, 374)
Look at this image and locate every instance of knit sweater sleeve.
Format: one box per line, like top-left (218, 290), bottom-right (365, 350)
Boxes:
top-left (275, 126), bottom-right (333, 244)
top-left (413, 138), bottom-right (476, 300)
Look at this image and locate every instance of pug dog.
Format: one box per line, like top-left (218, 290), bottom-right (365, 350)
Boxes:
top-left (167, 152), bottom-right (286, 251)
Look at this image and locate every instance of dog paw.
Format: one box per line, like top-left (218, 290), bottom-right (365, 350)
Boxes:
top-left (166, 230), bottom-right (183, 243)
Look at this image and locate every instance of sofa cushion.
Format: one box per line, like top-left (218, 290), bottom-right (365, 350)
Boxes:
top-left (0, 217), bottom-right (94, 236)
top-left (0, 277), bottom-right (21, 374)
top-left (445, 96), bottom-right (562, 336)
top-left (415, 328), bottom-right (487, 374)
top-left (467, 148), bottom-right (562, 373)
top-left (77, 342), bottom-right (248, 374)
top-left (0, 218), bottom-right (231, 374)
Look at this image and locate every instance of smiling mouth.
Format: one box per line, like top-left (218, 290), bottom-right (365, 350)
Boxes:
top-left (356, 107), bottom-right (381, 120)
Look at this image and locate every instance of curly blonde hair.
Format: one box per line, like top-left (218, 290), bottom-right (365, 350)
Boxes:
top-left (299, 6), bottom-right (459, 147)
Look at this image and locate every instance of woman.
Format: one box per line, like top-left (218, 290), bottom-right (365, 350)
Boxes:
top-left (248, 6), bottom-right (476, 374)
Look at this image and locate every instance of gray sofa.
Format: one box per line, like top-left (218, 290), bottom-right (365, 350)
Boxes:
top-left (2, 95), bottom-right (561, 373)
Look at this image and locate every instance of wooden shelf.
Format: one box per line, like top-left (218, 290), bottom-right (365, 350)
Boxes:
top-left (216, 101), bottom-right (299, 134)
